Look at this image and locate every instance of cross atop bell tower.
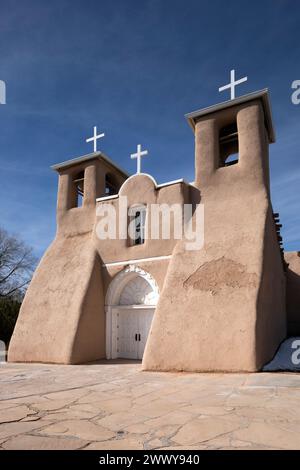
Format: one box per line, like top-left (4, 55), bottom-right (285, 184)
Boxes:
top-left (218, 69), bottom-right (248, 100)
top-left (86, 126), bottom-right (105, 153)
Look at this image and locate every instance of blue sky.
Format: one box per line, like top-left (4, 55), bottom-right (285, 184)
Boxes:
top-left (0, 0), bottom-right (299, 257)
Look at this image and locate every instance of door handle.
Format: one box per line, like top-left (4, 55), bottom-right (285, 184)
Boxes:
top-left (138, 334), bottom-right (141, 341)
top-left (135, 334), bottom-right (137, 341)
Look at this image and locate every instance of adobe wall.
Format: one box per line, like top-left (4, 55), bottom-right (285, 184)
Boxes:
top-left (8, 159), bottom-right (109, 364)
top-left (8, 233), bottom-right (105, 364)
top-left (96, 173), bottom-right (190, 304)
top-left (95, 174), bottom-right (190, 263)
top-left (8, 161), bottom-right (189, 364)
top-left (143, 100), bottom-right (286, 372)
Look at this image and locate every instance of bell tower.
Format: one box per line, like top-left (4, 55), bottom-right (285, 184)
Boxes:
top-left (187, 89), bottom-right (274, 191)
top-left (143, 90), bottom-right (286, 373)
top-left (8, 151), bottom-right (128, 365)
top-left (51, 152), bottom-right (127, 236)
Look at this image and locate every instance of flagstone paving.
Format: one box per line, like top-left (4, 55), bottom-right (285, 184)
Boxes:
top-left (0, 361), bottom-right (300, 450)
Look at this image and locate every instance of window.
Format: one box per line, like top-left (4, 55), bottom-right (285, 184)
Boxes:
top-left (219, 122), bottom-right (239, 167)
top-left (105, 173), bottom-right (118, 196)
top-left (73, 171), bottom-right (84, 207)
top-left (128, 205), bottom-right (147, 246)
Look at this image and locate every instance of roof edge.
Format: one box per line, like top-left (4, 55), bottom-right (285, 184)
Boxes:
top-left (51, 151), bottom-right (130, 177)
top-left (185, 89), bottom-right (276, 143)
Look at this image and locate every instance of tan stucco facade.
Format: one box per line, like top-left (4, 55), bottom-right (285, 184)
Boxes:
top-left (8, 90), bottom-right (298, 371)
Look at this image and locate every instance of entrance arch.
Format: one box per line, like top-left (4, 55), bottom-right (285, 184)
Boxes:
top-left (105, 265), bottom-right (159, 360)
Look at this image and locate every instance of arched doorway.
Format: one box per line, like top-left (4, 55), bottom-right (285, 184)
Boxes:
top-left (105, 265), bottom-right (159, 360)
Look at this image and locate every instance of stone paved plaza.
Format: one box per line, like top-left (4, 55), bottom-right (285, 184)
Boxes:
top-left (0, 361), bottom-right (300, 450)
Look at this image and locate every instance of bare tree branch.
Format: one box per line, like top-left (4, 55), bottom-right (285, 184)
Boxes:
top-left (0, 280), bottom-right (31, 298)
top-left (0, 227), bottom-right (37, 298)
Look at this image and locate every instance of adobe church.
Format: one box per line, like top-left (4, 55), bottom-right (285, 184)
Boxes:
top-left (8, 89), bottom-right (300, 371)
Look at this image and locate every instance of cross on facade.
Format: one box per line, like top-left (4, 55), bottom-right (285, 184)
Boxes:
top-left (219, 69), bottom-right (248, 100)
top-left (86, 126), bottom-right (105, 153)
top-left (131, 144), bottom-right (148, 174)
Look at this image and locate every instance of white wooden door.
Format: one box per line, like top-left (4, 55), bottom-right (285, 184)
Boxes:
top-left (116, 309), bottom-right (139, 359)
top-left (116, 308), bottom-right (154, 360)
top-left (137, 309), bottom-right (154, 360)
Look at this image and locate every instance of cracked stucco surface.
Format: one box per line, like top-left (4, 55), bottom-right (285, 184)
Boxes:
top-left (0, 361), bottom-right (299, 450)
top-left (183, 257), bottom-right (258, 294)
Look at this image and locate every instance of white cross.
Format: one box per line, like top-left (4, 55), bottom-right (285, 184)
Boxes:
top-left (86, 126), bottom-right (105, 153)
top-left (131, 144), bottom-right (148, 174)
top-left (218, 69), bottom-right (248, 100)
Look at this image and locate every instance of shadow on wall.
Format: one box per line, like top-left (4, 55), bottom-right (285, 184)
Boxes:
top-left (287, 262), bottom-right (300, 336)
top-left (255, 207), bottom-right (287, 370)
top-left (263, 336), bottom-right (300, 372)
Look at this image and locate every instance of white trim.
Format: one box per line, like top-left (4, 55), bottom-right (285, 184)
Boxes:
top-left (117, 304), bottom-right (156, 310)
top-left (157, 178), bottom-right (188, 188)
top-left (105, 265), bottom-right (159, 359)
top-left (119, 173), bottom-right (190, 194)
top-left (96, 194), bottom-right (119, 202)
top-left (96, 177), bottom-right (191, 203)
top-left (102, 254), bottom-right (172, 268)
top-left (105, 265), bottom-right (159, 306)
top-left (119, 172), bottom-right (158, 193)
